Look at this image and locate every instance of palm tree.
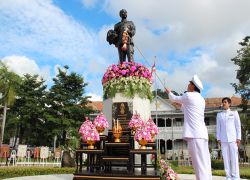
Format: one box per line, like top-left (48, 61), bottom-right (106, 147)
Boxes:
top-left (0, 61), bottom-right (21, 145)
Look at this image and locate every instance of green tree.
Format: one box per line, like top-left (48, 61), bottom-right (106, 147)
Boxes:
top-left (153, 89), bottom-right (169, 99)
top-left (240, 113), bottom-right (250, 162)
top-left (47, 65), bottom-right (91, 146)
top-left (231, 36), bottom-right (250, 111)
top-left (0, 62), bottom-right (22, 145)
top-left (152, 89), bottom-right (180, 99)
top-left (7, 74), bottom-right (48, 145)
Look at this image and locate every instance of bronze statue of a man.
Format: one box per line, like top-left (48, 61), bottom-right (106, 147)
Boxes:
top-left (107, 9), bottom-right (136, 64)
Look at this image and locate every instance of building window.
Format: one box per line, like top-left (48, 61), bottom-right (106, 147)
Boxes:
top-left (166, 118), bottom-right (171, 127)
top-left (154, 118), bottom-right (165, 127)
top-left (175, 118), bottom-right (182, 126)
top-left (205, 117), bottom-right (210, 126)
top-left (160, 139), bottom-right (165, 154)
top-left (167, 139), bottom-right (172, 150)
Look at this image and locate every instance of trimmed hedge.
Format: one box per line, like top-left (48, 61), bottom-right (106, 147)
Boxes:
top-left (1, 165), bottom-right (250, 179)
top-left (0, 166), bottom-right (74, 180)
top-left (211, 160), bottom-right (224, 170)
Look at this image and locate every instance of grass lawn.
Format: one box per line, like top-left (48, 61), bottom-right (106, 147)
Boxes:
top-left (0, 165), bottom-right (249, 179)
top-left (174, 166), bottom-right (250, 179)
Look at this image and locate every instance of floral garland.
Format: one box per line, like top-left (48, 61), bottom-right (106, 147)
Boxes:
top-left (159, 159), bottom-right (178, 180)
top-left (102, 62), bottom-right (153, 100)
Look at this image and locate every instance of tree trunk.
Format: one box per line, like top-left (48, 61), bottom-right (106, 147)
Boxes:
top-left (0, 102), bottom-right (7, 146)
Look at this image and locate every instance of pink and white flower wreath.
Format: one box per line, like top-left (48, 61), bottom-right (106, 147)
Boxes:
top-left (79, 117), bottom-right (100, 142)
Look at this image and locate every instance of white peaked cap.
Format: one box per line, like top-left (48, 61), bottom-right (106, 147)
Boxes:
top-left (191, 74), bottom-right (203, 91)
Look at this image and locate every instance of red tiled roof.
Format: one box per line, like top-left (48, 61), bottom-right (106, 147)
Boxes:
top-left (87, 101), bottom-right (103, 111)
top-left (87, 96), bottom-right (248, 111)
top-left (205, 96), bottom-right (245, 108)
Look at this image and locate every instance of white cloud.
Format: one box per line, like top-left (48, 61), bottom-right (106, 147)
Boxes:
top-left (101, 0), bottom-right (249, 97)
top-left (0, 0), bottom-right (96, 66)
top-left (1, 55), bottom-right (50, 80)
top-left (81, 0), bottom-right (98, 9)
top-left (1, 0), bottom-right (249, 98)
top-left (87, 93), bottom-right (103, 101)
top-left (206, 86), bottom-right (236, 98)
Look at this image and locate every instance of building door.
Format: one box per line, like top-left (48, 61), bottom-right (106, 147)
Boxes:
top-left (167, 139), bottom-right (172, 150)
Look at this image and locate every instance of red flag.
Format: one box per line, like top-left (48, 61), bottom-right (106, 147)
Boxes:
top-left (151, 62), bottom-right (156, 75)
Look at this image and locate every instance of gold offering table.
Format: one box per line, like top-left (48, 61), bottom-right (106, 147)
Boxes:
top-left (73, 130), bottom-right (160, 180)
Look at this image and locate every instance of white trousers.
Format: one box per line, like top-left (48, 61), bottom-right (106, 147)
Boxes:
top-left (187, 138), bottom-right (212, 180)
top-left (221, 142), bottom-right (240, 180)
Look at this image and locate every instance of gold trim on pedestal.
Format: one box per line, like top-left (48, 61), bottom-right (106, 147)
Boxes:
top-left (138, 138), bottom-right (148, 149)
top-left (86, 140), bottom-right (95, 149)
top-left (113, 132), bottom-right (121, 142)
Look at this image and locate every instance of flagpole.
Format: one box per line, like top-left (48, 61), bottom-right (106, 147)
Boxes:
top-left (135, 45), bottom-right (167, 90)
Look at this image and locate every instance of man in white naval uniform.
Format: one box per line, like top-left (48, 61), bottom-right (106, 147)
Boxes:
top-left (166, 75), bottom-right (212, 180)
top-left (216, 97), bottom-right (241, 180)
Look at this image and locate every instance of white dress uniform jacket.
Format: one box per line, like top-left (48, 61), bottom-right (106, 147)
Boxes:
top-left (216, 109), bottom-right (241, 180)
top-left (169, 91), bottom-right (208, 140)
top-left (169, 91), bottom-right (212, 180)
top-left (216, 109), bottom-right (241, 142)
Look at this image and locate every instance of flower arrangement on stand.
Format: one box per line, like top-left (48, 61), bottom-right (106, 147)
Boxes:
top-left (145, 118), bottom-right (159, 142)
top-left (134, 126), bottom-right (152, 149)
top-left (79, 117), bottom-right (100, 149)
top-left (93, 112), bottom-right (109, 135)
top-left (128, 113), bottom-right (144, 133)
top-left (159, 159), bottom-right (178, 180)
top-left (102, 62), bottom-right (154, 100)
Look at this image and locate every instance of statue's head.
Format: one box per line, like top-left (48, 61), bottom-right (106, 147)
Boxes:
top-left (119, 9), bottom-right (127, 19)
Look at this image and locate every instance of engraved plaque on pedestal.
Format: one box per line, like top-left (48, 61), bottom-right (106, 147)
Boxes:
top-left (112, 102), bottom-right (133, 130)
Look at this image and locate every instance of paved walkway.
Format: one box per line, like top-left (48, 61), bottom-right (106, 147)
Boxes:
top-left (3, 174), bottom-right (248, 180)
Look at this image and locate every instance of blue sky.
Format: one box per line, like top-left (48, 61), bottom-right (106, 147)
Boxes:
top-left (1, 0), bottom-right (250, 100)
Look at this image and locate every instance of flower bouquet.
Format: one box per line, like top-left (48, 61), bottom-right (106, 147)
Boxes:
top-left (79, 117), bottom-right (100, 149)
top-left (79, 117), bottom-right (94, 135)
top-left (134, 126), bottom-right (152, 149)
top-left (102, 62), bottom-right (154, 100)
top-left (129, 113), bottom-right (144, 133)
top-left (145, 118), bottom-right (159, 142)
top-left (159, 159), bottom-right (178, 180)
top-left (93, 112), bottom-right (109, 135)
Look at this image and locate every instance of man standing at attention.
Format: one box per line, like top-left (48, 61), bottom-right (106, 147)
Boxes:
top-left (166, 75), bottom-right (212, 180)
top-left (216, 97), bottom-right (241, 180)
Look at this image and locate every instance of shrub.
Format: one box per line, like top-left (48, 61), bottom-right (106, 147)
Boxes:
top-left (211, 160), bottom-right (224, 170)
top-left (0, 166), bottom-right (74, 179)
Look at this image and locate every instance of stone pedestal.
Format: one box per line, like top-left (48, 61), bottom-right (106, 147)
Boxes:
top-left (103, 93), bottom-right (151, 165)
top-left (103, 93), bottom-right (151, 130)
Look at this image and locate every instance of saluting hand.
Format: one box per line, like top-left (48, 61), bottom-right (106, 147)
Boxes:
top-left (236, 139), bottom-right (241, 148)
top-left (165, 88), bottom-right (171, 94)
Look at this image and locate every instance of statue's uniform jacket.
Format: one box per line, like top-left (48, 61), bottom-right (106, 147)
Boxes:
top-left (114, 20), bottom-right (136, 47)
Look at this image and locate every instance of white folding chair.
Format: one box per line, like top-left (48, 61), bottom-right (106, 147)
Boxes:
top-left (26, 150), bottom-right (32, 166)
top-left (40, 146), bottom-right (49, 166)
top-left (8, 150), bottom-right (17, 166)
top-left (17, 145), bottom-right (27, 166)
